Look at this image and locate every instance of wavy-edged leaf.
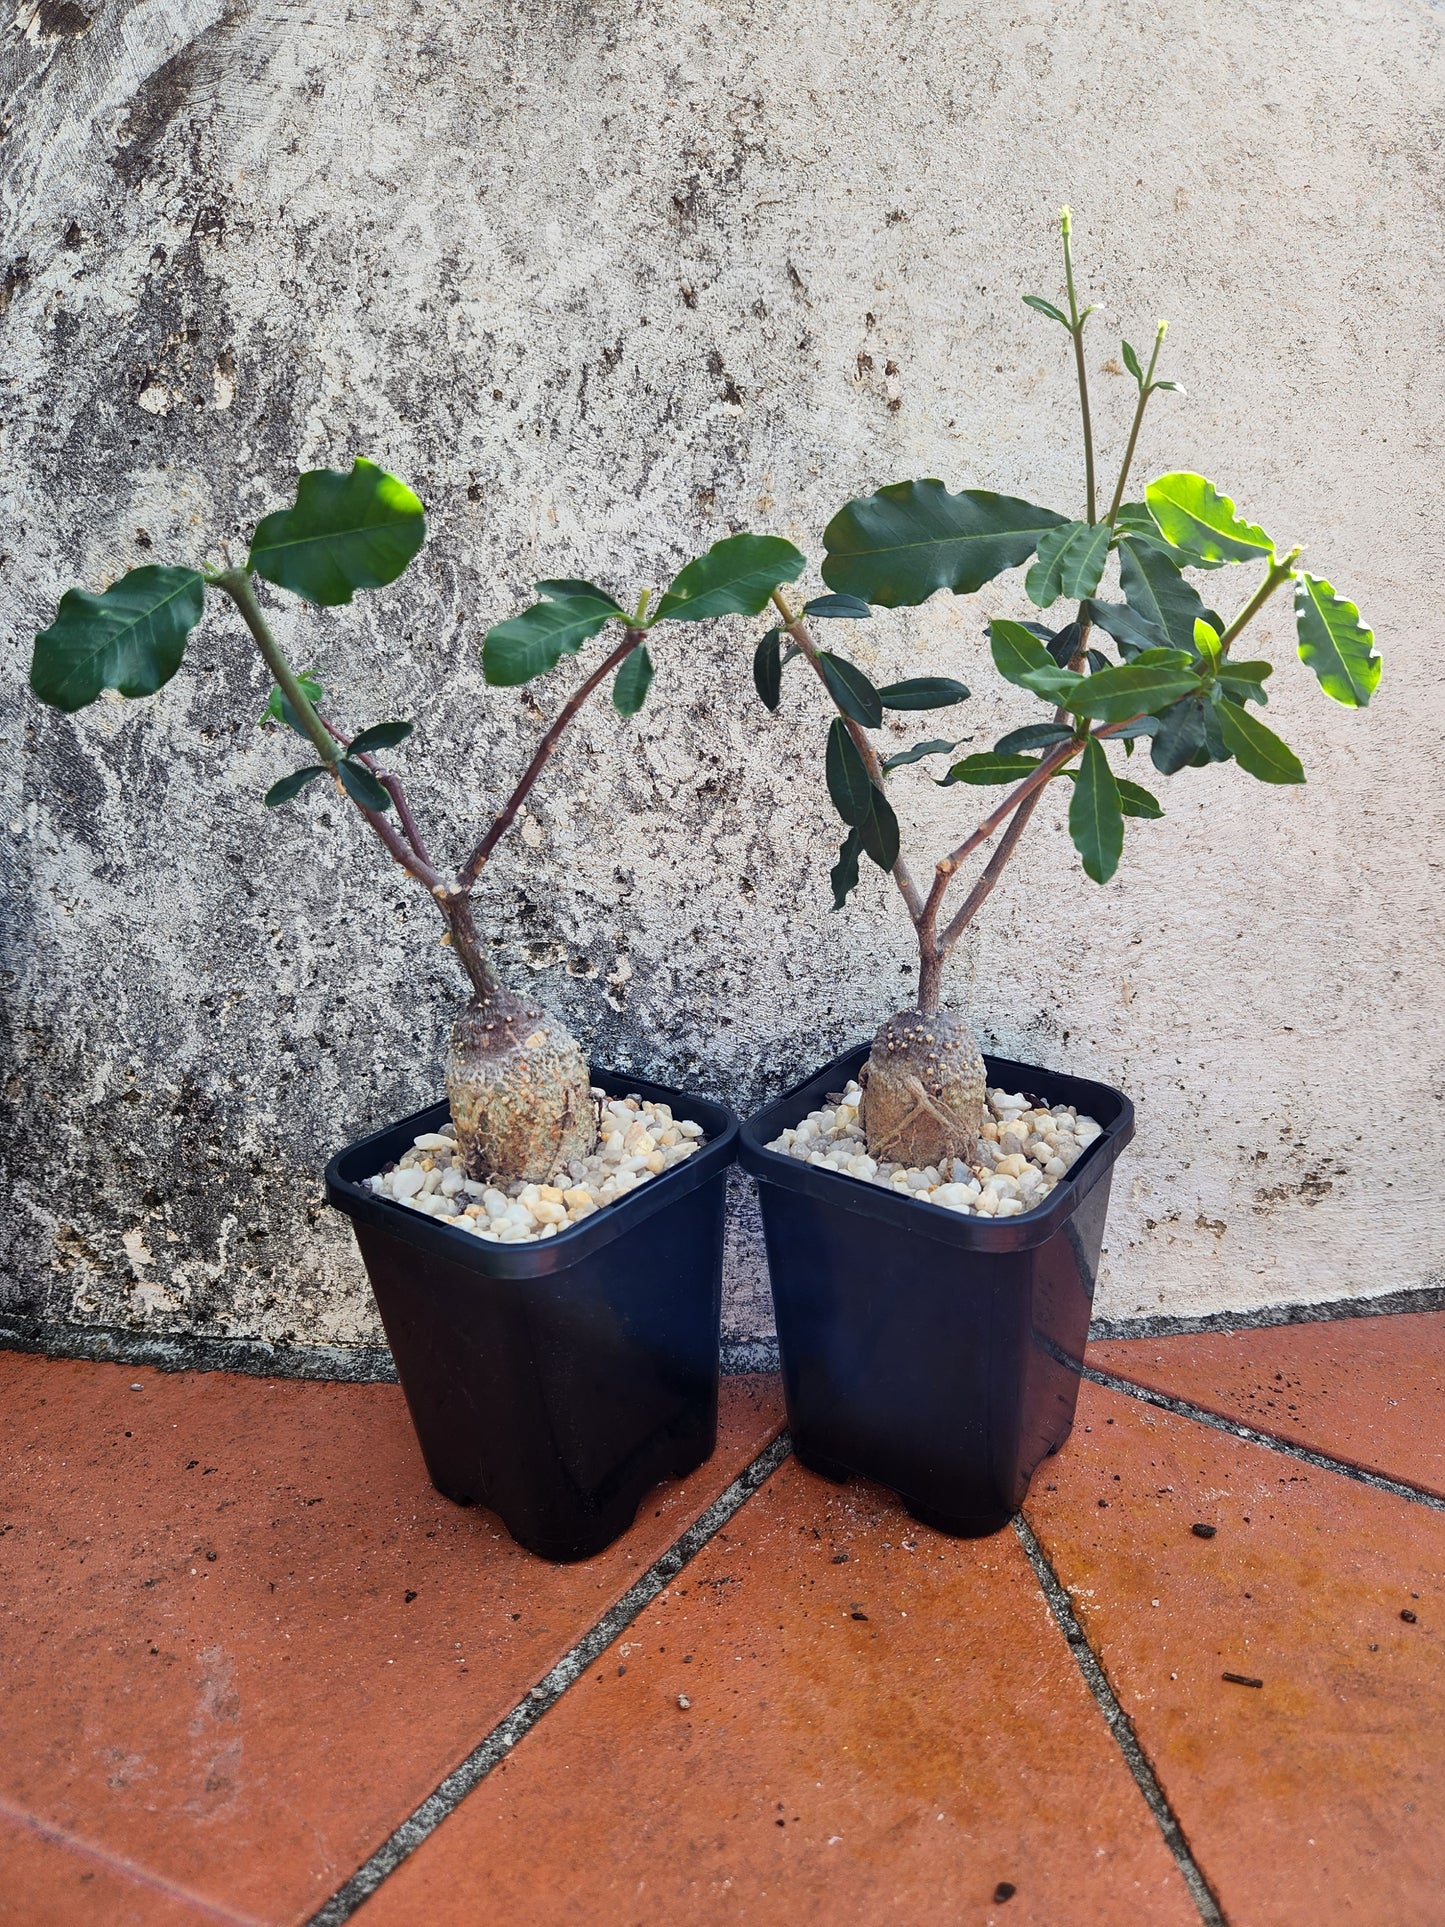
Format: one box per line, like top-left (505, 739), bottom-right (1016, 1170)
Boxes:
top-left (821, 481), bottom-right (1068, 608)
top-left (1115, 777), bottom-right (1163, 818)
top-left (259, 670), bottom-right (323, 732)
top-left (482, 596), bottom-right (615, 686)
top-left (831, 827), bottom-right (863, 908)
top-left (1069, 660), bottom-right (1203, 723)
top-left (1214, 660), bottom-right (1271, 707)
top-left (858, 781), bottom-right (900, 871)
top-left (612, 642), bottom-right (654, 717)
top-left (249, 459), bottom-right (425, 607)
top-left (1294, 574), bottom-right (1380, 708)
top-left (653, 532), bottom-right (806, 623)
top-left (31, 565), bottom-right (206, 712)
top-left (825, 718), bottom-right (874, 826)
top-left (534, 577), bottom-right (624, 613)
top-left (876, 676), bottom-right (971, 710)
top-left (994, 722), bottom-right (1073, 755)
top-left (1214, 698), bottom-right (1304, 784)
top-left (1117, 540), bottom-right (1222, 654)
top-left (1144, 473), bottom-right (1273, 566)
top-left (804, 593), bottom-right (872, 620)
top-left (1022, 294), bottom-right (1069, 326)
top-left (1069, 736), bottom-right (1124, 883)
top-left (264, 763), bottom-right (330, 808)
top-left (753, 627), bottom-right (782, 710)
top-left (818, 652), bottom-right (883, 728)
top-left (337, 757), bottom-right (393, 811)
top-left (347, 719), bottom-right (413, 757)
top-left (988, 620), bottom-right (1084, 704)
top-left (881, 737), bottom-right (959, 773)
top-left (940, 751), bottom-right (1042, 786)
top-left (1111, 501), bottom-right (1212, 570)
top-left (1025, 519), bottom-right (1111, 609)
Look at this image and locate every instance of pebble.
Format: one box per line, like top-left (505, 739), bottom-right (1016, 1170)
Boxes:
top-left (765, 1082), bottom-right (1103, 1219)
top-left (367, 1091), bottom-right (705, 1243)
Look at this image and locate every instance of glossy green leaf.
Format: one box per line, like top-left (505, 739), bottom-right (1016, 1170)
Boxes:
top-left (264, 764), bottom-right (330, 808)
top-left (994, 722), bottom-right (1073, 754)
top-left (1149, 697), bottom-right (1208, 774)
top-left (876, 676), bottom-right (971, 710)
top-left (1022, 294), bottom-right (1069, 326)
top-left (857, 782), bottom-right (900, 871)
top-left (347, 719), bottom-right (413, 757)
top-left (1111, 501), bottom-right (1214, 570)
top-left (1294, 574), bottom-right (1380, 708)
top-left (880, 738), bottom-right (959, 773)
top-left (1121, 339), bottom-right (1144, 386)
top-left (821, 481), bottom-right (1068, 608)
top-left (831, 828), bottom-right (863, 908)
top-left (534, 578), bottom-right (624, 613)
top-left (337, 757), bottom-right (393, 811)
top-left (941, 751), bottom-right (1042, 786)
top-left (259, 670), bottom-right (323, 732)
top-left (1069, 736), bottom-right (1124, 883)
top-left (988, 620), bottom-right (1083, 704)
top-left (1068, 660), bottom-right (1203, 723)
top-left (612, 642), bottom-right (654, 717)
top-left (1045, 620), bottom-right (1083, 668)
top-left (1144, 473), bottom-right (1273, 566)
top-left (1214, 660), bottom-right (1271, 707)
top-left (653, 532), bottom-right (806, 623)
top-left (1115, 777), bottom-right (1163, 818)
top-left (825, 718), bottom-right (874, 826)
top-left (248, 459), bottom-right (425, 607)
top-left (817, 652), bottom-right (883, 728)
top-left (482, 595), bottom-right (615, 686)
top-left (31, 565), bottom-right (206, 712)
top-left (1117, 541), bottom-right (1221, 654)
top-left (753, 627), bottom-right (783, 710)
top-left (1214, 698), bottom-right (1305, 784)
top-left (1025, 519), bottom-right (1111, 609)
top-left (803, 593), bottom-right (872, 620)
top-left (1193, 618), bottom-right (1223, 666)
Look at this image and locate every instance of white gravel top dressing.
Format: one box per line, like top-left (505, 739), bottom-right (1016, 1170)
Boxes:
top-left (766, 1081), bottom-right (1103, 1219)
top-left (366, 1090), bottom-right (705, 1243)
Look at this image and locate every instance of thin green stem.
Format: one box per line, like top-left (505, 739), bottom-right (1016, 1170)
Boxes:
top-left (1104, 321), bottom-right (1167, 530)
top-left (1218, 550), bottom-right (1300, 657)
top-left (212, 570), bottom-right (339, 767)
top-left (1060, 209), bottom-right (1096, 524)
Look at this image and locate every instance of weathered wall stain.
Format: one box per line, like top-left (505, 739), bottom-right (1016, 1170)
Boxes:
top-left (2, 0), bottom-right (1443, 1351)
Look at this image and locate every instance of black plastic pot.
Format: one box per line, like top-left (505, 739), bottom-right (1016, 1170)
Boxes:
top-left (740, 1042), bottom-right (1134, 1538)
top-left (326, 1069), bottom-right (738, 1562)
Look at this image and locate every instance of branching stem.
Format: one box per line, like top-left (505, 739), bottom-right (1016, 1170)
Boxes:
top-left (213, 571), bottom-right (338, 768)
top-left (1104, 321), bottom-right (1167, 530)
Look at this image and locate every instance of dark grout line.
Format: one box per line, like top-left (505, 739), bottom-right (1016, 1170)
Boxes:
top-left (1012, 1515), bottom-right (1226, 1927)
top-left (1089, 1283), bottom-right (1445, 1342)
top-left (304, 1431), bottom-right (794, 1927)
top-left (1082, 1364), bottom-right (1445, 1513)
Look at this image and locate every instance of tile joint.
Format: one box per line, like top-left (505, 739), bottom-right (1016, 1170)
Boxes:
top-left (304, 1430), bottom-right (793, 1927)
top-left (1012, 1515), bottom-right (1226, 1927)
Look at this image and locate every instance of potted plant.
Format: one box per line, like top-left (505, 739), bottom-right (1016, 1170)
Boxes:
top-left (28, 461), bottom-right (806, 1558)
top-left (739, 212), bottom-right (1380, 1536)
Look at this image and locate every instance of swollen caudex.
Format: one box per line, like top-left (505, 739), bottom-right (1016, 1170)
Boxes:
top-left (767, 1082), bottom-right (1102, 1218)
top-left (860, 1007), bottom-right (987, 1168)
top-left (446, 987), bottom-right (594, 1183)
top-left (370, 1091), bottom-right (705, 1242)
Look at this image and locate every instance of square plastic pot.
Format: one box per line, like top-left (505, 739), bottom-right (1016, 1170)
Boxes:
top-left (326, 1068), bottom-right (738, 1562)
top-left (740, 1042), bottom-right (1134, 1538)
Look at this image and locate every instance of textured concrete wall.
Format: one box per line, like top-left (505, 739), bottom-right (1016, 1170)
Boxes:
top-left (3, 0), bottom-right (1443, 1352)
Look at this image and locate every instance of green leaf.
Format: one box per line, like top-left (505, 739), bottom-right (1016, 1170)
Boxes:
top-left (880, 737), bottom-right (959, 773)
top-left (248, 459), bottom-right (425, 607)
top-left (653, 532), bottom-right (806, 623)
top-left (1118, 541), bottom-right (1222, 653)
top-left (941, 751), bottom-right (1042, 786)
top-left (817, 652), bottom-right (883, 728)
top-left (820, 481), bottom-right (1068, 608)
top-left (337, 757), bottom-right (393, 811)
top-left (346, 719), bottom-right (413, 757)
top-left (830, 828), bottom-right (863, 908)
top-left (612, 642), bottom-right (654, 717)
top-left (1069, 736), bottom-right (1125, 883)
top-left (259, 670), bottom-right (323, 731)
top-left (30, 565), bottom-right (206, 713)
top-left (1022, 294), bottom-right (1070, 326)
top-left (1121, 339), bottom-right (1144, 386)
top-left (1214, 660), bottom-right (1271, 707)
top-left (994, 723), bottom-right (1073, 754)
top-left (857, 782), bottom-right (900, 871)
top-left (988, 620), bottom-right (1084, 704)
top-left (753, 627), bottom-right (783, 710)
top-left (1193, 618), bottom-right (1223, 666)
top-left (1144, 473), bottom-right (1274, 566)
top-left (1068, 660), bottom-right (1203, 723)
top-left (1115, 777), bottom-right (1163, 818)
top-left (1025, 520), bottom-right (1112, 609)
top-left (1214, 698), bottom-right (1305, 784)
top-left (264, 764), bottom-right (330, 808)
top-left (1111, 501), bottom-right (1215, 571)
top-left (825, 717), bottom-right (874, 826)
top-left (1149, 697), bottom-right (1208, 775)
top-left (876, 676), bottom-right (971, 710)
top-left (482, 596), bottom-right (615, 686)
top-left (534, 578), bottom-right (624, 613)
top-left (803, 593), bottom-right (872, 620)
top-left (1294, 574), bottom-right (1380, 709)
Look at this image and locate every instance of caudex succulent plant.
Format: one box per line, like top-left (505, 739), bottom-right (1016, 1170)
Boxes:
top-left (751, 210), bottom-right (1380, 1173)
top-left (28, 462), bottom-right (806, 1183)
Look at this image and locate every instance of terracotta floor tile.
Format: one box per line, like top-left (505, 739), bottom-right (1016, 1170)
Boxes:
top-left (0, 1804), bottom-right (235, 1927)
top-left (1025, 1380), bottom-right (1445, 1924)
top-left (355, 1457), bottom-right (1197, 1927)
top-left (1090, 1310), bottom-right (1445, 1495)
top-left (0, 1355), bottom-right (783, 1927)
